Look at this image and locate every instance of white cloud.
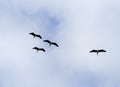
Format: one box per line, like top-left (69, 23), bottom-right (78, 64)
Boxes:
top-left (0, 0), bottom-right (120, 87)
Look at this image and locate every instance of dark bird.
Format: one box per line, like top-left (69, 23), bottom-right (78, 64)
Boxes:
top-left (29, 32), bottom-right (42, 39)
top-left (90, 49), bottom-right (106, 55)
top-left (43, 40), bottom-right (59, 47)
top-left (33, 47), bottom-right (46, 52)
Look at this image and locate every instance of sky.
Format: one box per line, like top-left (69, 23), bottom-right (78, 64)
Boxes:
top-left (0, 0), bottom-right (120, 87)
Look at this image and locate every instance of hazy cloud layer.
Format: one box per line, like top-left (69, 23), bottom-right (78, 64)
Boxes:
top-left (0, 0), bottom-right (120, 87)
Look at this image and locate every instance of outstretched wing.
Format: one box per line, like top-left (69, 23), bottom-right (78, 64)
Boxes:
top-left (35, 34), bottom-right (42, 39)
top-left (39, 48), bottom-right (46, 52)
top-left (90, 50), bottom-right (98, 53)
top-left (33, 47), bottom-right (39, 50)
top-left (43, 40), bottom-right (51, 44)
top-left (98, 49), bottom-right (106, 52)
top-left (51, 42), bottom-right (59, 47)
top-left (29, 32), bottom-right (35, 36)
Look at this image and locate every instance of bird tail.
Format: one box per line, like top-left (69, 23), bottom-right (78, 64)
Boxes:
top-left (97, 52), bottom-right (98, 56)
top-left (49, 43), bottom-right (51, 47)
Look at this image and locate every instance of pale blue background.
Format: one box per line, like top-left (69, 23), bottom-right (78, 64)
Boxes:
top-left (0, 0), bottom-right (120, 87)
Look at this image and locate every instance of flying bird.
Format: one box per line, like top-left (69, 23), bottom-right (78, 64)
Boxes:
top-left (43, 40), bottom-right (59, 47)
top-left (29, 32), bottom-right (42, 39)
top-left (90, 49), bottom-right (106, 55)
top-left (33, 47), bottom-right (46, 52)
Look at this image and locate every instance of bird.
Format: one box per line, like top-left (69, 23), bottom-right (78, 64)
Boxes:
top-left (43, 40), bottom-right (59, 47)
top-left (29, 32), bottom-right (42, 39)
top-left (90, 49), bottom-right (106, 55)
top-left (33, 47), bottom-right (46, 52)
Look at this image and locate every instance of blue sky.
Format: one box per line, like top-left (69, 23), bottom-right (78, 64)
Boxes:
top-left (0, 0), bottom-right (120, 87)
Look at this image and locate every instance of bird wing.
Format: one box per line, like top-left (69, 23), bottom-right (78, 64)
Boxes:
top-left (43, 40), bottom-right (51, 43)
top-left (39, 48), bottom-right (46, 52)
top-left (29, 32), bottom-right (35, 35)
top-left (33, 47), bottom-right (38, 49)
top-left (98, 49), bottom-right (106, 52)
top-left (51, 42), bottom-right (59, 47)
top-left (90, 50), bottom-right (98, 53)
top-left (35, 34), bottom-right (42, 39)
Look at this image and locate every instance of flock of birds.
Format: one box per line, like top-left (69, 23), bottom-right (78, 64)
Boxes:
top-left (29, 32), bottom-right (106, 56)
top-left (29, 32), bottom-right (59, 53)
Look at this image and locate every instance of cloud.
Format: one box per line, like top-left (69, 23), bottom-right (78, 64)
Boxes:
top-left (0, 0), bottom-right (120, 87)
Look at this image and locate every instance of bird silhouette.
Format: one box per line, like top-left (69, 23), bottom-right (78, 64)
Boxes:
top-left (29, 32), bottom-right (42, 39)
top-left (90, 49), bottom-right (106, 55)
top-left (43, 40), bottom-right (59, 47)
top-left (33, 47), bottom-right (46, 52)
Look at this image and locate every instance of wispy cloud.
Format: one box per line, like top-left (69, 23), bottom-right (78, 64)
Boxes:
top-left (0, 0), bottom-right (120, 87)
